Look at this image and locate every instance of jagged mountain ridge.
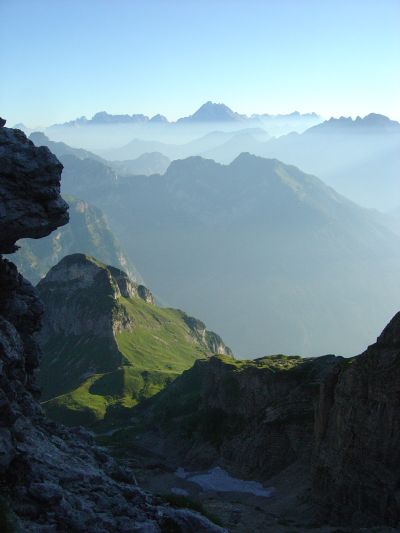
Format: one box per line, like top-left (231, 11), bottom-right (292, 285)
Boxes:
top-left (197, 114), bottom-right (400, 210)
top-left (44, 111), bottom-right (399, 210)
top-left (38, 253), bottom-right (232, 426)
top-left (41, 103), bottom-right (321, 150)
top-left (58, 151), bottom-right (400, 357)
top-left (47, 102), bottom-right (321, 127)
top-left (304, 112), bottom-right (400, 134)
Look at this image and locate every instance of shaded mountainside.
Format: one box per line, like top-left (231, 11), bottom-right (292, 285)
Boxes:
top-left (30, 131), bottom-right (171, 177)
top-left (118, 354), bottom-right (340, 481)
top-left (0, 120), bottom-right (226, 533)
top-left (10, 195), bottom-right (142, 284)
top-left (58, 151), bottom-right (400, 357)
top-left (312, 311), bottom-right (400, 528)
top-left (37, 253), bottom-right (231, 427)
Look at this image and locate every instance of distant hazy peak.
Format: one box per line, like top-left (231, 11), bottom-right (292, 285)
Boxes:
top-left (165, 155), bottom-right (222, 176)
top-left (177, 101), bottom-right (247, 123)
top-left (252, 111), bottom-right (320, 119)
top-left (149, 114), bottom-right (169, 123)
top-left (29, 131), bottom-right (50, 144)
top-left (305, 113), bottom-right (400, 134)
top-left (91, 111), bottom-right (149, 124)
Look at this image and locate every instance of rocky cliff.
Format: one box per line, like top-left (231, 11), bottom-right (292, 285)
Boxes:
top-left (37, 253), bottom-right (232, 426)
top-left (0, 119), bottom-right (225, 532)
top-left (132, 354), bottom-right (340, 481)
top-left (312, 313), bottom-right (400, 528)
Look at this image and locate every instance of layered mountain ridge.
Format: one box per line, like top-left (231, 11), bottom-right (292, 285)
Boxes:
top-left (56, 149), bottom-right (400, 357)
top-left (45, 102), bottom-right (321, 128)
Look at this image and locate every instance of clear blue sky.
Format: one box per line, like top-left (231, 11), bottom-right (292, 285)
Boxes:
top-left (1, 0), bottom-right (399, 126)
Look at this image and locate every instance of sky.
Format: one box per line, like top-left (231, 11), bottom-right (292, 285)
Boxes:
top-left (1, 0), bottom-right (399, 127)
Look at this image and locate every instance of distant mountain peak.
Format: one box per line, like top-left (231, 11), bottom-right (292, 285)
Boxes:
top-left (40, 253), bottom-right (152, 305)
top-left (29, 131), bottom-right (50, 144)
top-left (177, 101), bottom-right (247, 123)
top-left (149, 114), bottom-right (169, 123)
top-left (305, 113), bottom-right (400, 134)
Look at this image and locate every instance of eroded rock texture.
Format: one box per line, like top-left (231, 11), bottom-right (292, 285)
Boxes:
top-left (138, 354), bottom-right (340, 481)
top-left (0, 120), bottom-right (225, 532)
top-left (313, 313), bottom-right (400, 528)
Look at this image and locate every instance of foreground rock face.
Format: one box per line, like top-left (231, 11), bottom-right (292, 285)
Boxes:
top-left (0, 120), bottom-right (69, 253)
top-left (313, 313), bottom-right (400, 528)
top-left (0, 120), bottom-right (225, 532)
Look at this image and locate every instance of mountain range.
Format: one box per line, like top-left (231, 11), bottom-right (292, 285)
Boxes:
top-left (91, 113), bottom-right (400, 210)
top-left (45, 101), bottom-right (321, 128)
top-left (3, 111), bottom-right (400, 532)
top-left (52, 148), bottom-right (400, 357)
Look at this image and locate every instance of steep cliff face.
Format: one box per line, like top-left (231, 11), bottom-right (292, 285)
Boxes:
top-left (313, 313), bottom-right (400, 528)
top-left (134, 354), bottom-right (339, 480)
top-left (37, 253), bottom-right (232, 426)
top-left (0, 120), bottom-right (225, 532)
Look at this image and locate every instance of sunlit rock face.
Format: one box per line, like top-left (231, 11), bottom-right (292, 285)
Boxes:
top-left (313, 312), bottom-right (400, 528)
top-left (0, 119), bottom-right (225, 533)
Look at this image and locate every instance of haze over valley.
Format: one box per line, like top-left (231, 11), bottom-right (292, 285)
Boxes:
top-left (2, 1), bottom-right (400, 531)
top-left (17, 108), bottom-right (400, 358)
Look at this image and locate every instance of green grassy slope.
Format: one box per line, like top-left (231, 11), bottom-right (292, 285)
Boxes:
top-left (40, 259), bottom-right (229, 428)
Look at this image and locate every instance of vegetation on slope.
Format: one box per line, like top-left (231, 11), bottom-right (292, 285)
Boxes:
top-left (39, 255), bottom-right (230, 427)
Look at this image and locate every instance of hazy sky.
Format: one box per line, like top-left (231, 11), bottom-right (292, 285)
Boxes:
top-left (1, 0), bottom-right (399, 126)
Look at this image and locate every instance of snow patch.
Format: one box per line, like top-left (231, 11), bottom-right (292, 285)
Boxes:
top-left (176, 466), bottom-right (274, 497)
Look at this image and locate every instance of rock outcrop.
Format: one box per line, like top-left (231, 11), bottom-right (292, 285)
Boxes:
top-left (312, 313), bottom-right (400, 528)
top-left (37, 253), bottom-right (151, 340)
top-left (0, 119), bottom-right (225, 532)
top-left (0, 120), bottom-right (69, 253)
top-left (136, 354), bottom-right (340, 481)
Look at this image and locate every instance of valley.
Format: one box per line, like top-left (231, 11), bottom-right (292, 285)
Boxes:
top-left (2, 2), bottom-right (399, 531)
top-left (2, 105), bottom-right (400, 532)
top-left (28, 128), bottom-right (400, 357)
